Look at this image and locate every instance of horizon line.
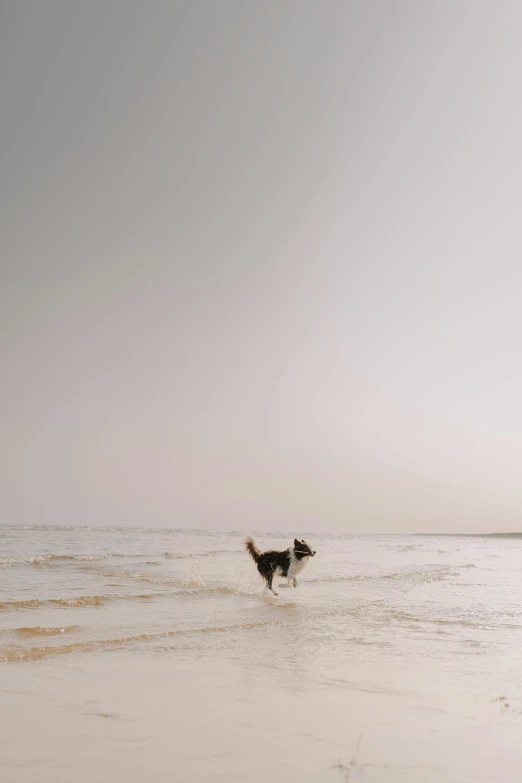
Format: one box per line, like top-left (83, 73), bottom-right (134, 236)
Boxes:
top-left (1, 523), bottom-right (522, 538)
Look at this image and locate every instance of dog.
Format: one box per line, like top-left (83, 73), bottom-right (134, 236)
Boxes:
top-left (244, 535), bottom-right (316, 596)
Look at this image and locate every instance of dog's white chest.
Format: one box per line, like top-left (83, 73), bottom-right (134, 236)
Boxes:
top-left (287, 550), bottom-right (308, 578)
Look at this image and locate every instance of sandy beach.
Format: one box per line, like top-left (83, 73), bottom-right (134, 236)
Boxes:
top-left (1, 526), bottom-right (522, 782)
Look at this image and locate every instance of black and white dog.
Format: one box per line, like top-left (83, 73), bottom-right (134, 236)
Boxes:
top-left (244, 535), bottom-right (316, 596)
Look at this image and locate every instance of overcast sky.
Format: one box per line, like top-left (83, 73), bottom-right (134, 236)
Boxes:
top-left (2, 1), bottom-right (522, 532)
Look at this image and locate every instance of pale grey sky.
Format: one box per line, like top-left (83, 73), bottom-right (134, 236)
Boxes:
top-left (2, 1), bottom-right (522, 532)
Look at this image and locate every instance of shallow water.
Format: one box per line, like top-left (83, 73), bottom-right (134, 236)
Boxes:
top-left (1, 525), bottom-right (521, 781)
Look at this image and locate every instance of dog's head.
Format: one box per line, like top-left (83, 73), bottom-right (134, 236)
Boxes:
top-left (293, 539), bottom-right (316, 558)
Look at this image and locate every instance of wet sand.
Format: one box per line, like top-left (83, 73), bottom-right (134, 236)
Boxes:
top-left (2, 652), bottom-right (521, 783)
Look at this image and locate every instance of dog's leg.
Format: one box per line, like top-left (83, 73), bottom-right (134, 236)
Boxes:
top-left (292, 578), bottom-right (298, 588)
top-left (267, 573), bottom-right (279, 596)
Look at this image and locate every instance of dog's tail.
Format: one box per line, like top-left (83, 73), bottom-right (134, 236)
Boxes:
top-left (244, 534), bottom-right (261, 564)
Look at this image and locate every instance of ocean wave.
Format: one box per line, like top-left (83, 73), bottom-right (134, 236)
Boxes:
top-left (381, 567), bottom-right (453, 580)
top-left (13, 625), bottom-right (80, 637)
top-left (308, 575), bottom-right (368, 584)
top-left (173, 584), bottom-right (259, 598)
top-left (389, 610), bottom-right (521, 631)
top-left (102, 570), bottom-right (207, 587)
top-left (0, 635), bottom-right (155, 662)
top-left (0, 602), bottom-right (382, 663)
top-left (309, 566), bottom-right (458, 584)
top-left (0, 595), bottom-right (113, 610)
top-left (164, 549), bottom-right (233, 559)
top-left (49, 595), bottom-right (115, 607)
top-left (0, 599), bottom-right (43, 610)
top-left (0, 552), bottom-right (180, 567)
top-left (385, 564), bottom-right (475, 580)
top-left (0, 554), bottom-right (109, 566)
top-left (309, 564), bottom-right (477, 587)
top-left (0, 584), bottom-right (255, 611)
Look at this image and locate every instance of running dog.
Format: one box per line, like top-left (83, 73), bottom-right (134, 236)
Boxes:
top-left (244, 535), bottom-right (316, 595)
